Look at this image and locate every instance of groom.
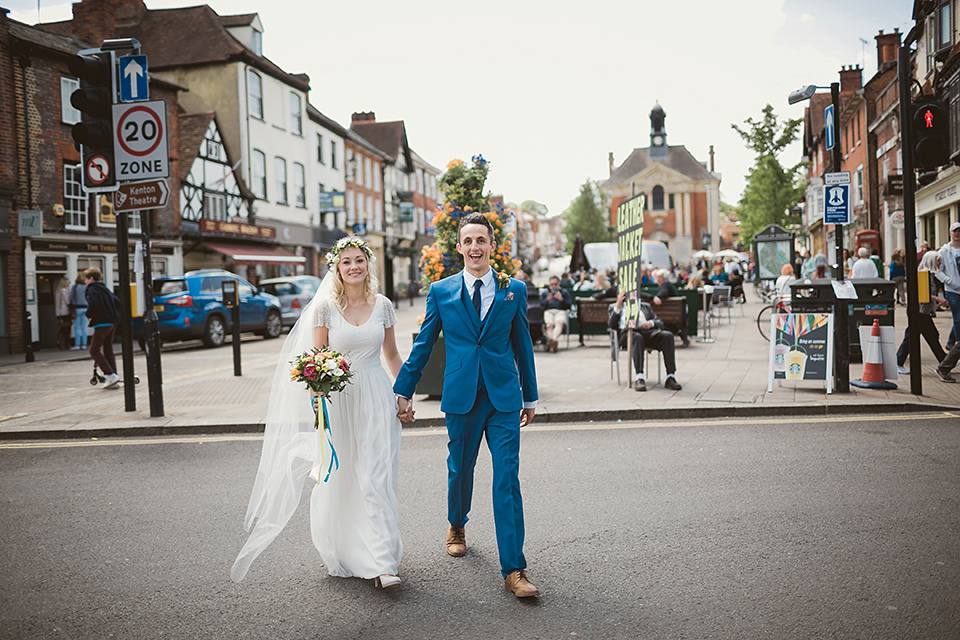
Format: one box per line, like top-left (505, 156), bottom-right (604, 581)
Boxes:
top-left (395, 212), bottom-right (540, 598)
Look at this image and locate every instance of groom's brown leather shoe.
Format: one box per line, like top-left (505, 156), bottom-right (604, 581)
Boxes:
top-left (446, 526), bottom-right (466, 557)
top-left (504, 570), bottom-right (539, 598)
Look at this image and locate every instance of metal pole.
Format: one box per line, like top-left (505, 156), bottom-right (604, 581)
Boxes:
top-left (232, 301), bottom-right (241, 377)
top-left (140, 209), bottom-right (164, 416)
top-left (831, 82), bottom-right (850, 393)
top-left (116, 210), bottom-right (136, 411)
top-left (898, 45), bottom-right (923, 396)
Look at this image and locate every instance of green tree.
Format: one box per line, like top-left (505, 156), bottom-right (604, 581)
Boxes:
top-left (732, 105), bottom-right (807, 245)
top-left (563, 180), bottom-right (610, 251)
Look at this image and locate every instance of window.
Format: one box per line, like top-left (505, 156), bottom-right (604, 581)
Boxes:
top-left (60, 76), bottom-right (80, 124)
top-left (64, 163), bottom-right (87, 230)
top-left (939, 3), bottom-right (952, 50)
top-left (316, 134), bottom-right (324, 164)
top-left (331, 141), bottom-right (338, 169)
top-left (364, 158), bottom-right (372, 189)
top-left (275, 157), bottom-right (288, 204)
top-left (652, 185), bottom-right (664, 210)
top-left (251, 150), bottom-right (266, 199)
top-left (947, 70), bottom-right (960, 159)
top-left (248, 70), bottom-right (263, 120)
top-left (204, 192), bottom-right (227, 221)
top-left (668, 193), bottom-right (675, 210)
top-left (293, 162), bottom-right (305, 208)
top-left (855, 166), bottom-right (864, 204)
top-left (252, 29), bottom-right (262, 56)
top-left (373, 164), bottom-right (380, 192)
top-left (289, 92), bottom-right (302, 136)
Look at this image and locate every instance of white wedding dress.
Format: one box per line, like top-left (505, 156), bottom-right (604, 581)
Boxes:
top-left (311, 294), bottom-right (403, 578)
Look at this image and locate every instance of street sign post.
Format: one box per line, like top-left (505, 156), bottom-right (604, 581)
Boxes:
top-left (118, 54), bottom-right (148, 102)
top-left (113, 100), bottom-right (168, 181)
top-left (114, 179), bottom-right (169, 212)
top-left (824, 104), bottom-right (835, 150)
top-left (824, 184), bottom-right (851, 225)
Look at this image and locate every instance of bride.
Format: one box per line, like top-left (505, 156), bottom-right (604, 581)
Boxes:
top-left (231, 236), bottom-right (409, 589)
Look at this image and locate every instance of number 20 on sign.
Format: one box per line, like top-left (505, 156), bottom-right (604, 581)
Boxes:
top-left (112, 100), bottom-right (169, 181)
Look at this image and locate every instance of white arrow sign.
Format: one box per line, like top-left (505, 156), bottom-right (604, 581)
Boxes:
top-left (118, 55), bottom-right (149, 103)
top-left (123, 59), bottom-right (144, 98)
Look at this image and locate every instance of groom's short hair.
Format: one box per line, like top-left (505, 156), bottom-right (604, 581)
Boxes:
top-left (457, 212), bottom-right (494, 242)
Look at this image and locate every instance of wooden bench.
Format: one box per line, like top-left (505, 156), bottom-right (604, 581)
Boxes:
top-left (653, 297), bottom-right (688, 344)
top-left (576, 299), bottom-right (612, 345)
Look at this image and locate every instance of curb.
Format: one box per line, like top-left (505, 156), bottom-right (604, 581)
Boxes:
top-left (2, 401), bottom-right (956, 441)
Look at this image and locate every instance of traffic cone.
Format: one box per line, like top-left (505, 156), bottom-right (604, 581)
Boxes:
top-left (851, 319), bottom-right (897, 389)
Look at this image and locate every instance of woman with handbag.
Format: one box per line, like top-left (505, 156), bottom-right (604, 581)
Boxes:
top-left (55, 277), bottom-right (72, 350)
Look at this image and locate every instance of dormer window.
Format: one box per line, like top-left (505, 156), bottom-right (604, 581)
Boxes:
top-left (252, 29), bottom-right (262, 56)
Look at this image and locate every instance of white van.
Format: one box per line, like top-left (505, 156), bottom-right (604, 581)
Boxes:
top-left (581, 241), bottom-right (673, 272)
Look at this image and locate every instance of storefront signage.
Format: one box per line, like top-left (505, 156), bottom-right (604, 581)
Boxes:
top-left (18, 210), bottom-right (42, 236)
top-left (767, 313), bottom-right (834, 394)
top-left (35, 255), bottom-right (67, 271)
top-left (199, 219), bottom-right (276, 238)
top-left (318, 191), bottom-right (345, 211)
top-left (30, 239), bottom-right (174, 255)
top-left (935, 184), bottom-right (957, 202)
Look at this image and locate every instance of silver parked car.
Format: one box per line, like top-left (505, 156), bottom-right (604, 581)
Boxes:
top-left (258, 275), bottom-right (322, 327)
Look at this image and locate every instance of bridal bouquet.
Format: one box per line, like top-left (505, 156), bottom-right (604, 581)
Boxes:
top-left (290, 347), bottom-right (353, 427)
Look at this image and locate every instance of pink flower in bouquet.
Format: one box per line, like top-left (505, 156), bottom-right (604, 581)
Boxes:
top-left (339, 358), bottom-right (349, 372)
top-left (303, 363), bottom-right (318, 380)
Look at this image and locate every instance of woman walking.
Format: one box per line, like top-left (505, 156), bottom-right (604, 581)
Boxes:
top-left (69, 273), bottom-right (88, 350)
top-left (895, 250), bottom-right (948, 374)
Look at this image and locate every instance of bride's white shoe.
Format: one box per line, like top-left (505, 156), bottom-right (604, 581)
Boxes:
top-left (375, 574), bottom-right (401, 589)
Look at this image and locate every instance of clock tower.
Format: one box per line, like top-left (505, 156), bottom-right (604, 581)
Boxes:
top-left (649, 103), bottom-right (667, 159)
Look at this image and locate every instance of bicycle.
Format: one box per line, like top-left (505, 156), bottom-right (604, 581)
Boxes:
top-left (753, 279), bottom-right (779, 305)
top-left (757, 297), bottom-right (790, 341)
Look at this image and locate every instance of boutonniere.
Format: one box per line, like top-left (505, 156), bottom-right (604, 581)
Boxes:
top-left (495, 271), bottom-right (510, 290)
top-left (506, 292), bottom-right (514, 301)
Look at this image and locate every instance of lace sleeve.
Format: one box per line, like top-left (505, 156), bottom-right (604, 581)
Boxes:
top-left (314, 298), bottom-right (332, 328)
top-left (381, 295), bottom-right (397, 328)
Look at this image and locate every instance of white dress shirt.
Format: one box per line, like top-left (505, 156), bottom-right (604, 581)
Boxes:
top-left (462, 269), bottom-right (495, 320)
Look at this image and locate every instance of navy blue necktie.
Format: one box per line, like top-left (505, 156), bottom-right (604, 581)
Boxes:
top-left (472, 280), bottom-right (482, 318)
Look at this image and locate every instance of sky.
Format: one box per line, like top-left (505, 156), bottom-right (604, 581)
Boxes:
top-left (7, 0), bottom-right (915, 216)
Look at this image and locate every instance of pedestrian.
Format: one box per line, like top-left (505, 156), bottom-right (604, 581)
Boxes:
top-left (870, 249), bottom-right (884, 279)
top-left (394, 212), bottom-right (540, 598)
top-left (895, 251), bottom-right (947, 375)
top-left (54, 277), bottom-right (72, 350)
top-left (917, 241), bottom-right (930, 265)
top-left (232, 236), bottom-right (409, 588)
top-left (813, 253), bottom-right (828, 278)
top-left (640, 268), bottom-right (689, 346)
top-left (540, 275), bottom-right (572, 353)
top-left (937, 221), bottom-right (960, 348)
top-left (775, 263), bottom-right (799, 300)
top-left (609, 290), bottom-right (683, 392)
top-left (889, 250), bottom-right (906, 305)
top-left (83, 268), bottom-right (120, 388)
top-left (69, 273), bottom-right (88, 350)
top-left (851, 247), bottom-right (879, 278)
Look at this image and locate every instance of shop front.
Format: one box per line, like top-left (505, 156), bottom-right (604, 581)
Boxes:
top-left (916, 170), bottom-right (960, 248)
top-left (24, 236), bottom-right (183, 350)
top-left (182, 219), bottom-right (305, 283)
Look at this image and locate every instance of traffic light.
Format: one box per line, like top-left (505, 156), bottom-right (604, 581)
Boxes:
top-left (912, 100), bottom-right (950, 171)
top-left (69, 49), bottom-right (117, 191)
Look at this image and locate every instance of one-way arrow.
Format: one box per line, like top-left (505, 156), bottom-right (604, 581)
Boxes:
top-left (123, 58), bottom-right (145, 99)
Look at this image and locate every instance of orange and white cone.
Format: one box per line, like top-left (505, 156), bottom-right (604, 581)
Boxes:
top-left (852, 319), bottom-right (897, 389)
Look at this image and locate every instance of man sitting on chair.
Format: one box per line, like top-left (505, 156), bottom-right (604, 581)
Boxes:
top-left (540, 275), bottom-right (572, 352)
top-left (638, 268), bottom-right (690, 347)
top-left (608, 290), bottom-right (683, 392)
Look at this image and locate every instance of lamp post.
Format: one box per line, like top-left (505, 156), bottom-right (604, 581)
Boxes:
top-left (788, 82), bottom-right (850, 393)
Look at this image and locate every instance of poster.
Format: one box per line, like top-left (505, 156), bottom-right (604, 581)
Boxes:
top-left (768, 313), bottom-right (834, 393)
top-left (757, 239), bottom-right (792, 279)
top-left (615, 193), bottom-right (645, 328)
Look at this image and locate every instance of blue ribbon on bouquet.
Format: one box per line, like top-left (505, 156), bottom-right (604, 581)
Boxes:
top-left (313, 396), bottom-right (340, 483)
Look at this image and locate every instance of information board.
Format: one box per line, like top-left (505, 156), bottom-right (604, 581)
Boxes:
top-left (767, 313), bottom-right (834, 393)
top-left (615, 193), bottom-right (645, 328)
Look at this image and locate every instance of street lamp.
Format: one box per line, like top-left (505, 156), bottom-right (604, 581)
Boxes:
top-left (787, 81), bottom-right (850, 393)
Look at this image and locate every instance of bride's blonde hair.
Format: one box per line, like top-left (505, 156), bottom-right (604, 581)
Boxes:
top-left (326, 236), bottom-right (379, 311)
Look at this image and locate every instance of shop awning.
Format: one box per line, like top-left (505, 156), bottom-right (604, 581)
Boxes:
top-left (203, 241), bottom-right (306, 265)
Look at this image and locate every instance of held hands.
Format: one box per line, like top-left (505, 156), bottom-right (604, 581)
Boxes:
top-left (519, 408), bottom-right (536, 428)
top-left (396, 396), bottom-right (416, 423)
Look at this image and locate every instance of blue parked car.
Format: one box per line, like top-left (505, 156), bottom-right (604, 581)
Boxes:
top-left (134, 269), bottom-right (283, 348)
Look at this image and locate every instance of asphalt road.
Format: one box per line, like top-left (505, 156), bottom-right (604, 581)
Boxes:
top-left (1, 413), bottom-right (958, 639)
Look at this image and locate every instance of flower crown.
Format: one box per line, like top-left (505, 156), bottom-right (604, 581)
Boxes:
top-left (325, 236), bottom-right (374, 271)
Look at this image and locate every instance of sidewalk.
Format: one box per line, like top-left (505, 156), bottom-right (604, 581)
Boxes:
top-left (1, 293), bottom-right (958, 439)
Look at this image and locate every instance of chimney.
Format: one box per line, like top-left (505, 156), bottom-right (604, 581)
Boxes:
top-left (72, 0), bottom-right (118, 48)
top-left (608, 152), bottom-right (614, 177)
top-left (115, 0), bottom-right (147, 24)
top-left (875, 29), bottom-right (901, 68)
top-left (709, 145), bottom-right (715, 173)
top-left (839, 65), bottom-right (862, 93)
top-left (351, 111), bottom-right (376, 123)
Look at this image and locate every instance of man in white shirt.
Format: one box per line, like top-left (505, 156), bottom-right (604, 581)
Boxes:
top-left (937, 221), bottom-right (960, 347)
top-left (850, 247), bottom-right (879, 279)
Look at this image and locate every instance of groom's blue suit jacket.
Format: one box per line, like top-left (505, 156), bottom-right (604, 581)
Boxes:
top-left (394, 272), bottom-right (538, 415)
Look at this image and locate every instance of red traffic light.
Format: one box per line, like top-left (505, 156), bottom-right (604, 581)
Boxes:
top-left (912, 100), bottom-right (950, 171)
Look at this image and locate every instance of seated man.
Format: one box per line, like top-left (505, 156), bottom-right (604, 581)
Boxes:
top-left (540, 275), bottom-right (572, 352)
top-left (608, 291), bottom-right (683, 392)
top-left (639, 269), bottom-right (689, 347)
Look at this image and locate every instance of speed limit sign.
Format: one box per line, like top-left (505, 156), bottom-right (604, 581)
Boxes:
top-left (113, 100), bottom-right (169, 181)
